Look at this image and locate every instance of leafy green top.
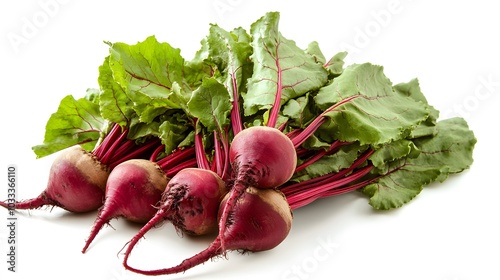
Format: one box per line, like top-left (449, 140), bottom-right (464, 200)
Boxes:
top-left (32, 11), bottom-right (476, 210)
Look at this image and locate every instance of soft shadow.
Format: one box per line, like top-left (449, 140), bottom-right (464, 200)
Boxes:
top-left (14, 207), bottom-right (98, 226)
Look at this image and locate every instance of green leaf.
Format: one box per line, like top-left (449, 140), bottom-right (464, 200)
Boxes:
top-left (204, 25), bottom-right (253, 133)
top-left (393, 78), bottom-right (439, 138)
top-left (282, 93), bottom-right (317, 128)
top-left (108, 36), bottom-right (187, 123)
top-left (187, 77), bottom-right (232, 132)
top-left (177, 130), bottom-right (195, 148)
top-left (369, 139), bottom-right (420, 169)
top-left (158, 115), bottom-right (193, 154)
top-left (305, 41), bottom-right (326, 65)
top-left (244, 12), bottom-right (329, 117)
top-left (413, 118), bottom-right (476, 182)
top-left (184, 38), bottom-right (213, 89)
top-left (32, 94), bottom-right (105, 158)
top-left (315, 63), bottom-right (429, 146)
top-left (84, 88), bottom-right (100, 103)
top-left (362, 117), bottom-right (477, 210)
top-left (301, 134), bottom-right (332, 150)
top-left (126, 111), bottom-right (193, 155)
top-left (324, 51), bottom-right (348, 77)
top-left (206, 25), bottom-right (253, 98)
top-left (126, 119), bottom-right (160, 140)
top-left (98, 56), bottom-right (135, 127)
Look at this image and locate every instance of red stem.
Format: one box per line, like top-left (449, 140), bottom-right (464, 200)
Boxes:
top-left (165, 158), bottom-right (197, 178)
top-left (92, 123), bottom-right (121, 159)
top-left (120, 207), bottom-right (205, 276)
top-left (296, 166), bottom-right (378, 209)
top-left (291, 117), bottom-right (326, 148)
top-left (291, 95), bottom-right (360, 148)
top-left (287, 165), bottom-right (373, 209)
top-left (149, 144), bottom-right (166, 162)
top-left (123, 232), bottom-right (222, 276)
top-left (286, 128), bottom-right (303, 140)
top-left (156, 147), bottom-right (196, 170)
top-left (267, 45), bottom-right (283, 129)
top-left (81, 202), bottom-right (118, 253)
top-left (107, 138), bottom-right (161, 170)
top-left (277, 121), bottom-right (288, 132)
top-left (282, 165), bottom-right (352, 197)
top-left (194, 125), bottom-right (210, 170)
top-left (318, 180), bottom-right (372, 199)
top-left (212, 133), bottom-right (223, 175)
top-left (282, 149), bottom-right (374, 196)
top-left (217, 180), bottom-right (246, 251)
top-left (0, 194), bottom-right (53, 210)
top-left (296, 147), bottom-right (313, 158)
top-left (230, 70), bottom-right (243, 135)
top-left (110, 140), bottom-right (136, 160)
top-left (294, 140), bottom-right (347, 173)
top-left (100, 128), bottom-right (129, 166)
top-left (210, 129), bottom-right (231, 180)
top-left (220, 128), bottom-right (231, 181)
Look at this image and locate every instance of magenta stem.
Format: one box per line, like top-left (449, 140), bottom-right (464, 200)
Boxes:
top-left (282, 149), bottom-right (374, 196)
top-left (212, 133), bottom-right (223, 175)
top-left (0, 194), bottom-right (53, 210)
top-left (165, 158), bottom-right (197, 178)
top-left (220, 128), bottom-right (231, 181)
top-left (107, 138), bottom-right (161, 170)
top-left (291, 95), bottom-right (360, 148)
top-left (157, 147), bottom-right (196, 170)
top-left (150, 144), bottom-right (166, 162)
top-left (294, 140), bottom-right (347, 173)
top-left (194, 126), bottom-right (210, 170)
top-left (123, 234), bottom-right (222, 276)
top-left (230, 69), bottom-right (243, 135)
top-left (267, 45), bottom-right (283, 129)
top-left (287, 165), bottom-right (373, 209)
top-left (100, 128), bottom-right (129, 165)
top-left (92, 123), bottom-right (121, 159)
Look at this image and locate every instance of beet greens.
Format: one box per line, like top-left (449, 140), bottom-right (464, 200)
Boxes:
top-left (1, 92), bottom-right (159, 213)
top-left (117, 12), bottom-right (474, 276)
top-left (2, 10), bottom-right (477, 279)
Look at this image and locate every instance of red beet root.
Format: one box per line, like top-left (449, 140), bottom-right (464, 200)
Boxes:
top-left (218, 126), bottom-right (297, 249)
top-left (0, 146), bottom-right (108, 213)
top-left (120, 168), bottom-right (226, 250)
top-left (121, 168), bottom-right (230, 274)
top-left (0, 124), bottom-right (159, 214)
top-left (122, 186), bottom-right (292, 276)
top-left (82, 159), bottom-right (169, 253)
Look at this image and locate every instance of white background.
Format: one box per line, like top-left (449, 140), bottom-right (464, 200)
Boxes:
top-left (1, 1), bottom-right (499, 280)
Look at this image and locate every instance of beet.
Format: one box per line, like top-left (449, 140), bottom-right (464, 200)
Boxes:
top-left (1, 146), bottom-right (108, 213)
top-left (81, 159), bottom-right (169, 253)
top-left (122, 186), bottom-right (292, 276)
